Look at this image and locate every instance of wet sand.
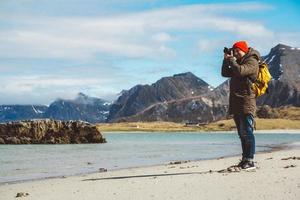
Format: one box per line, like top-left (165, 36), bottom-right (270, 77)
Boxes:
top-left (0, 143), bottom-right (299, 200)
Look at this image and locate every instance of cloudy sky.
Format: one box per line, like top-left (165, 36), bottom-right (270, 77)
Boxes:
top-left (0, 0), bottom-right (300, 104)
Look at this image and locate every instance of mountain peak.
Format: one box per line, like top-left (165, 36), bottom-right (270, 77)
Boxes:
top-left (74, 93), bottom-right (91, 104)
top-left (263, 43), bottom-right (300, 88)
top-left (269, 44), bottom-right (292, 55)
top-left (173, 72), bottom-right (204, 82)
top-left (273, 43), bottom-right (291, 50)
top-left (77, 92), bottom-right (88, 98)
top-left (153, 71), bottom-right (210, 88)
top-left (173, 72), bottom-right (194, 77)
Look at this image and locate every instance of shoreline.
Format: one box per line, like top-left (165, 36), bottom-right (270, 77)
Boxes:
top-left (1, 142), bottom-right (299, 200)
top-left (0, 141), bottom-right (296, 186)
top-left (102, 129), bottom-right (300, 134)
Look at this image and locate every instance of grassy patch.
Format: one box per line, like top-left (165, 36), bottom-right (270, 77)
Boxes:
top-left (96, 118), bottom-right (300, 132)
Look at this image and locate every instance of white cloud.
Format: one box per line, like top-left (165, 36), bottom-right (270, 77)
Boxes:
top-left (198, 39), bottom-right (229, 53)
top-left (1, 75), bottom-right (103, 94)
top-left (151, 32), bottom-right (173, 43)
top-left (0, 75), bottom-right (121, 104)
top-left (0, 2), bottom-right (276, 60)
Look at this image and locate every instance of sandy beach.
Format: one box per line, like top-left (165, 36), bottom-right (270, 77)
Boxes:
top-left (1, 144), bottom-right (299, 200)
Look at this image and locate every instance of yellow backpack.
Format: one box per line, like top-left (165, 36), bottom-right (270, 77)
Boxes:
top-left (251, 62), bottom-right (272, 97)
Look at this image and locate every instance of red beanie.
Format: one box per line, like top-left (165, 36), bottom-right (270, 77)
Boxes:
top-left (232, 41), bottom-right (249, 53)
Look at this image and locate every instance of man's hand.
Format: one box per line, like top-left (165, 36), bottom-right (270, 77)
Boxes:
top-left (224, 53), bottom-right (233, 60)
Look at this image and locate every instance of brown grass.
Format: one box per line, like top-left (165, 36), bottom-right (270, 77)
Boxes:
top-left (277, 106), bottom-right (300, 120)
top-left (96, 118), bottom-right (300, 132)
top-left (207, 118), bottom-right (300, 131)
top-left (97, 121), bottom-right (200, 132)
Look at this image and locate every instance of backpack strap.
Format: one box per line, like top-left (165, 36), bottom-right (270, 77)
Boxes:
top-left (246, 56), bottom-right (264, 95)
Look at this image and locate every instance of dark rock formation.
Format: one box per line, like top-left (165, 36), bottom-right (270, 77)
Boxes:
top-left (0, 119), bottom-right (106, 144)
top-left (256, 105), bottom-right (280, 118)
top-left (16, 192), bottom-right (29, 198)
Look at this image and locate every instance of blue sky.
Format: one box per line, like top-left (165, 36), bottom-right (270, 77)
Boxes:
top-left (0, 0), bottom-right (300, 104)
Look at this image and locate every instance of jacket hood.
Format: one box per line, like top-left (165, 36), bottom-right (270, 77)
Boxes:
top-left (243, 47), bottom-right (261, 62)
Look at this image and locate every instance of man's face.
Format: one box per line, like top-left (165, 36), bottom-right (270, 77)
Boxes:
top-left (233, 48), bottom-right (245, 60)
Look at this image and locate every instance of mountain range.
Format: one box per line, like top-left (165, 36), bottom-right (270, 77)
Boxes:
top-left (0, 93), bottom-right (111, 123)
top-left (1, 44), bottom-right (299, 123)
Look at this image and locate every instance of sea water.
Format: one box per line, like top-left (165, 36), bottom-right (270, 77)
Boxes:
top-left (1, 132), bottom-right (300, 184)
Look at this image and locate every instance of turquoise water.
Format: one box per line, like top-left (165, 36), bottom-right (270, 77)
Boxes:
top-left (1, 132), bottom-right (300, 184)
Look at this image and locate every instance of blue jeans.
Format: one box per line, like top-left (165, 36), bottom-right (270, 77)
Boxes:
top-left (233, 114), bottom-right (255, 159)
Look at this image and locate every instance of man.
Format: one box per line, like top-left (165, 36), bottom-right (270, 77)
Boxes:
top-left (221, 41), bottom-right (260, 170)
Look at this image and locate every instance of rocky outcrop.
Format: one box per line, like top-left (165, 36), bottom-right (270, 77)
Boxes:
top-left (256, 105), bottom-right (280, 118)
top-left (0, 119), bottom-right (106, 144)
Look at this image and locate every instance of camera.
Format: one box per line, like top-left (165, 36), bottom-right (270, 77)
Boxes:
top-left (223, 47), bottom-right (233, 55)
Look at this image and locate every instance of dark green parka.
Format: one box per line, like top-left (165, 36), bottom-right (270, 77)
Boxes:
top-left (221, 48), bottom-right (260, 116)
